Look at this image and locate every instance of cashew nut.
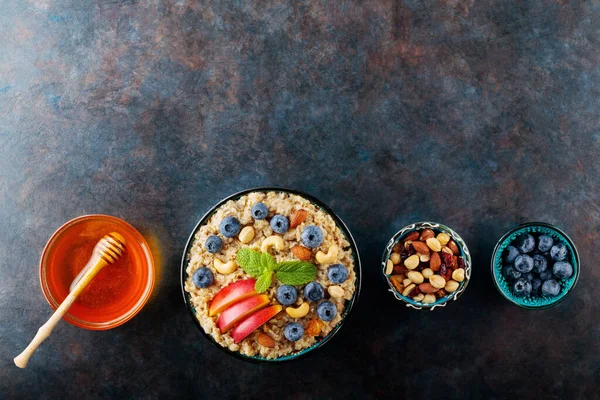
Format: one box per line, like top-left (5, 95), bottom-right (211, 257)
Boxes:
top-left (315, 245), bottom-right (339, 265)
top-left (214, 258), bottom-right (237, 275)
top-left (285, 302), bottom-right (309, 319)
top-left (238, 226), bottom-right (255, 244)
top-left (261, 235), bottom-right (284, 253)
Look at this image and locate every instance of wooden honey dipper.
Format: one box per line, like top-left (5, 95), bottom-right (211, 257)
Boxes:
top-left (14, 232), bottom-right (126, 368)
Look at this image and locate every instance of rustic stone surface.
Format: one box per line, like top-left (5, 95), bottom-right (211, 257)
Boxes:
top-left (1, 0), bottom-right (599, 398)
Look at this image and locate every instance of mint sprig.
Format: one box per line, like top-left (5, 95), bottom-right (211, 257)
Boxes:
top-left (236, 248), bottom-right (317, 293)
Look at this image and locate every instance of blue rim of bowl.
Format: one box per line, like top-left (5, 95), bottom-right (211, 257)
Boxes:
top-left (381, 221), bottom-right (472, 310)
top-left (180, 186), bottom-right (362, 363)
top-left (490, 222), bottom-right (580, 309)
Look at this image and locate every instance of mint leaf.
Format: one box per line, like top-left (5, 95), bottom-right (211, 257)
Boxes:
top-left (275, 261), bottom-right (317, 285)
top-left (255, 271), bottom-right (273, 293)
top-left (261, 251), bottom-right (277, 271)
top-left (237, 248), bottom-right (267, 276)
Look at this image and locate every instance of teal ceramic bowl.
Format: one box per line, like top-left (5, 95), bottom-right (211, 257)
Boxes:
top-left (181, 187), bottom-right (362, 363)
top-left (491, 222), bottom-right (580, 309)
top-left (382, 221), bottom-right (472, 311)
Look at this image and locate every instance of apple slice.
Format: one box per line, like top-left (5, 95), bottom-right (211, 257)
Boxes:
top-left (209, 279), bottom-right (257, 316)
top-left (217, 295), bottom-right (270, 332)
top-left (231, 305), bottom-right (283, 343)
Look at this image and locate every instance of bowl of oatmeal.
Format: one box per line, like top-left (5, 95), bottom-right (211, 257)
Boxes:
top-left (181, 187), bottom-right (361, 361)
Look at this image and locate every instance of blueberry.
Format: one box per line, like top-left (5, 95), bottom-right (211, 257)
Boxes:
top-left (531, 278), bottom-right (543, 294)
top-left (284, 322), bottom-right (304, 341)
top-left (192, 267), bottom-right (213, 288)
top-left (513, 278), bottom-right (532, 297)
top-left (524, 272), bottom-right (535, 282)
top-left (220, 216), bottom-right (241, 238)
top-left (532, 254), bottom-right (548, 274)
top-left (503, 264), bottom-right (522, 280)
top-left (205, 235), bottom-right (223, 253)
top-left (514, 254), bottom-right (534, 273)
top-left (537, 235), bottom-right (554, 252)
top-left (505, 246), bottom-right (520, 263)
top-left (316, 301), bottom-right (337, 322)
top-left (516, 234), bottom-right (535, 253)
top-left (539, 270), bottom-right (554, 281)
top-left (304, 282), bottom-right (324, 302)
top-left (251, 202), bottom-right (269, 220)
top-left (541, 279), bottom-right (561, 296)
top-left (553, 261), bottom-right (573, 279)
top-left (550, 243), bottom-right (568, 261)
top-left (276, 285), bottom-right (298, 305)
top-left (270, 214), bottom-right (289, 234)
top-left (301, 225), bottom-right (324, 248)
top-left (327, 264), bottom-right (349, 284)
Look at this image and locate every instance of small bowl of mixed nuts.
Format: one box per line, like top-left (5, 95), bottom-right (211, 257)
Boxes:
top-left (382, 222), bottom-right (472, 310)
top-left (491, 222), bottom-right (580, 309)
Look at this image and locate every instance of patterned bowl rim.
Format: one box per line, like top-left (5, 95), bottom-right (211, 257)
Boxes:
top-left (381, 221), bottom-right (472, 311)
top-left (490, 221), bottom-right (580, 309)
top-left (180, 186), bottom-right (362, 363)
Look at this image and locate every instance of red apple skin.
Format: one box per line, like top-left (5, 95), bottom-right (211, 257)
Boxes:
top-left (231, 305), bottom-right (283, 343)
top-left (217, 295), bottom-right (270, 332)
top-left (209, 279), bottom-right (257, 316)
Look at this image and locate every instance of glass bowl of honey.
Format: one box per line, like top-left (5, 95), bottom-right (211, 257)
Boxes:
top-left (39, 215), bottom-right (155, 330)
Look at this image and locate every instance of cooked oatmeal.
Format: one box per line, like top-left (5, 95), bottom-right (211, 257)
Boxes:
top-left (184, 191), bottom-right (357, 359)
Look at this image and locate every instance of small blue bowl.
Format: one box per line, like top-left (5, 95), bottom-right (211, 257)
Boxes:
top-left (491, 222), bottom-right (580, 309)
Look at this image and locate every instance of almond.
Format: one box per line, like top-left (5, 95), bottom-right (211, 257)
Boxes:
top-left (420, 229), bottom-right (435, 241)
top-left (291, 245), bottom-right (311, 261)
top-left (412, 241), bottom-right (430, 255)
top-left (257, 333), bottom-right (275, 348)
top-left (429, 252), bottom-right (441, 272)
top-left (448, 239), bottom-right (460, 255)
top-left (404, 231), bottom-right (420, 242)
top-left (418, 282), bottom-right (438, 294)
top-left (290, 209), bottom-right (307, 229)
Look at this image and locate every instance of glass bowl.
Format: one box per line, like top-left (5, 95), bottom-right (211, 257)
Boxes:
top-left (382, 221), bottom-right (472, 310)
top-left (180, 187), bottom-right (362, 363)
top-left (39, 214), bottom-right (155, 330)
top-left (491, 222), bottom-right (580, 309)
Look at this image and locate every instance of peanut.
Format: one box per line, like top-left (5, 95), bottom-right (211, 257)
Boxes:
top-left (429, 275), bottom-right (446, 289)
top-left (402, 283), bottom-right (416, 297)
top-left (419, 253), bottom-right (430, 262)
top-left (261, 235), bottom-right (284, 253)
top-left (403, 278), bottom-right (412, 287)
top-left (316, 245), bottom-right (339, 265)
top-left (442, 246), bottom-right (453, 255)
top-left (452, 268), bottom-right (465, 282)
top-left (286, 302), bottom-right (309, 319)
top-left (422, 268), bottom-right (434, 279)
top-left (214, 258), bottom-right (237, 274)
top-left (390, 252), bottom-right (401, 265)
top-left (436, 232), bottom-right (450, 246)
top-left (426, 237), bottom-right (442, 252)
top-left (238, 226), bottom-right (255, 244)
top-left (407, 271), bottom-right (424, 284)
top-left (445, 280), bottom-right (459, 292)
top-left (328, 285), bottom-right (345, 298)
top-left (404, 254), bottom-right (420, 270)
top-left (385, 259), bottom-right (393, 275)
top-left (413, 293), bottom-right (425, 302)
top-left (422, 294), bottom-right (436, 304)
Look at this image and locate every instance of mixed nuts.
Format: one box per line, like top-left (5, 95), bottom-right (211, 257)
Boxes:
top-left (386, 228), bottom-right (466, 305)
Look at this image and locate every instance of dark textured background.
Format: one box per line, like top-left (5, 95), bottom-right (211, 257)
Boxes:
top-left (1, 0), bottom-right (599, 398)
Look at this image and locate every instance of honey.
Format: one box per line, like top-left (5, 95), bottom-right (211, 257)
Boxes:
top-left (40, 215), bottom-right (154, 329)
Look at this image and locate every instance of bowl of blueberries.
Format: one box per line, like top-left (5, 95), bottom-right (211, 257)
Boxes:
top-left (491, 222), bottom-right (580, 309)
